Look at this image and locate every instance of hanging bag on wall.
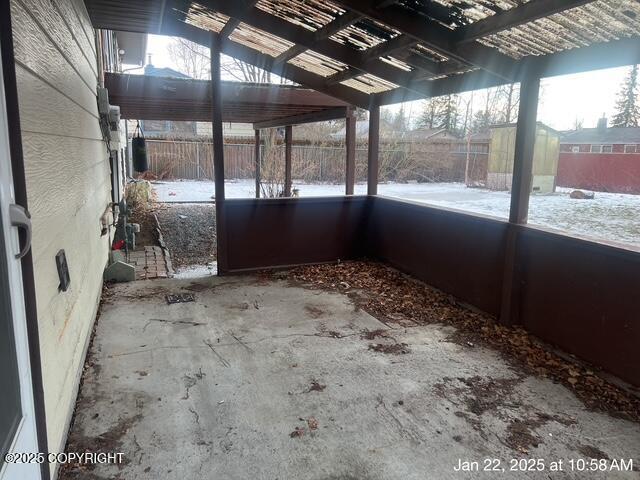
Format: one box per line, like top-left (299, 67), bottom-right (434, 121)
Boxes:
top-left (132, 121), bottom-right (148, 172)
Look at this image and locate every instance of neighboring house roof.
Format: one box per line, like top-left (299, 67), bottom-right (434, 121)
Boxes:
top-left (143, 64), bottom-right (191, 79)
top-left (404, 128), bottom-right (459, 141)
top-left (468, 130), bottom-right (491, 142)
top-left (490, 121), bottom-right (560, 135)
top-left (560, 127), bottom-right (640, 144)
top-left (463, 123), bottom-right (557, 143)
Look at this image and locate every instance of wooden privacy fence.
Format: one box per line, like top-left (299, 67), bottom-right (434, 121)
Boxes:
top-left (145, 139), bottom-right (467, 183)
top-left (146, 140), bottom-right (255, 180)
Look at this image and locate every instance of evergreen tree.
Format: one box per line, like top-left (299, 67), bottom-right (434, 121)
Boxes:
top-left (418, 99), bottom-right (437, 129)
top-left (472, 109), bottom-right (492, 132)
top-left (391, 107), bottom-right (409, 132)
top-left (435, 95), bottom-right (459, 131)
top-left (612, 64), bottom-right (639, 128)
top-left (418, 95), bottom-right (459, 132)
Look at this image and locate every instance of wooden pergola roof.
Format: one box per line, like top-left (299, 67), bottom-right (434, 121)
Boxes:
top-left (104, 72), bottom-right (350, 127)
top-left (87, 0), bottom-right (640, 109)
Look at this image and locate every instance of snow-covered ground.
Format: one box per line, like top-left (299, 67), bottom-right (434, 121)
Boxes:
top-left (152, 179), bottom-right (640, 250)
top-left (172, 263), bottom-right (217, 279)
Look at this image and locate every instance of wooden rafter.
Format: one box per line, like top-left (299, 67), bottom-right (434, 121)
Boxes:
top-left (325, 34), bottom-right (418, 84)
top-left (273, 45), bottom-right (307, 66)
top-left (394, 50), bottom-right (466, 78)
top-left (376, 35), bottom-right (640, 106)
top-left (194, 0), bottom-right (500, 99)
top-left (274, 10), bottom-right (362, 66)
top-left (194, 0), bottom-right (425, 92)
top-left (161, 16), bottom-right (371, 108)
top-left (331, 0), bottom-right (519, 80)
top-left (456, 0), bottom-right (595, 43)
top-left (219, 0), bottom-right (258, 38)
top-left (160, 0), bottom-right (640, 107)
top-left (325, 67), bottom-right (360, 86)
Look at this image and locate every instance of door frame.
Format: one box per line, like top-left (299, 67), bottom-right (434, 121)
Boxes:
top-left (0, 4), bottom-right (50, 480)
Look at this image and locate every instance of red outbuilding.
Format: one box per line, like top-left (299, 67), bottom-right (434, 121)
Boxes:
top-left (558, 125), bottom-right (640, 194)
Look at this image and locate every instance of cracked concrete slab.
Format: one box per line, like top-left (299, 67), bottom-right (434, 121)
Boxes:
top-left (61, 275), bottom-right (640, 480)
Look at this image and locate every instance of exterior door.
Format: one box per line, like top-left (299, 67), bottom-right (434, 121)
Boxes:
top-left (0, 44), bottom-right (41, 480)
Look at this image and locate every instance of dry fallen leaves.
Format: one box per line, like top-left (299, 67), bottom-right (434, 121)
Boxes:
top-left (306, 417), bottom-right (319, 431)
top-left (284, 261), bottom-right (640, 423)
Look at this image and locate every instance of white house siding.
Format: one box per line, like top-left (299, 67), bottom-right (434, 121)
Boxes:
top-left (11, 0), bottom-right (111, 469)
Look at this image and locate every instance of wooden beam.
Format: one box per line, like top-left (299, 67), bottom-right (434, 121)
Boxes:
top-left (499, 75), bottom-right (540, 326)
top-left (273, 44), bottom-right (307, 66)
top-left (105, 72), bottom-right (350, 125)
top-left (531, 36), bottom-right (640, 80)
top-left (375, 68), bottom-right (510, 105)
top-left (210, 32), bottom-right (228, 274)
top-left (273, 10), bottom-right (362, 66)
top-left (332, 0), bottom-right (518, 80)
top-left (197, 1), bottom-right (425, 94)
top-left (367, 105), bottom-right (380, 195)
top-left (219, 19), bottom-right (240, 39)
top-left (325, 67), bottom-right (360, 86)
top-left (160, 17), bottom-right (370, 108)
top-left (376, 35), bottom-right (640, 105)
top-left (375, 0), bottom-right (398, 8)
top-left (392, 50), bottom-right (442, 76)
top-left (157, 0), bottom-right (169, 34)
top-left (220, 0), bottom-right (258, 38)
top-left (255, 129), bottom-right (261, 199)
top-left (284, 125), bottom-right (292, 197)
top-left (457, 0), bottom-right (594, 43)
top-left (221, 40), bottom-right (371, 109)
top-left (394, 50), bottom-right (466, 78)
top-left (363, 34), bottom-right (417, 61)
top-left (253, 107), bottom-right (348, 129)
top-left (315, 11), bottom-right (362, 39)
top-left (326, 35), bottom-right (418, 84)
top-left (345, 108), bottom-right (356, 195)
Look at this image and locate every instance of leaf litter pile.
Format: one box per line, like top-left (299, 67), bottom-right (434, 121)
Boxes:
top-left (283, 261), bottom-right (639, 423)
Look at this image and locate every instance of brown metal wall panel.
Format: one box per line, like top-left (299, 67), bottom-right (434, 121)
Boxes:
top-left (224, 196), bottom-right (368, 272)
top-left (516, 227), bottom-right (640, 386)
top-left (365, 197), bottom-right (640, 385)
top-left (365, 196), bottom-right (508, 315)
top-left (223, 195), bottom-right (639, 385)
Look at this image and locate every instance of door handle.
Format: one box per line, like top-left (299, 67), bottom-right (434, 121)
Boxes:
top-left (9, 204), bottom-right (32, 259)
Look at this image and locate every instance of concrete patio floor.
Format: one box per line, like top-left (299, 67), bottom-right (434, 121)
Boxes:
top-left (62, 275), bottom-right (639, 480)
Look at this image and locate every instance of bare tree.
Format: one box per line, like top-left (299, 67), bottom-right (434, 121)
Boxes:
top-left (165, 37), bottom-right (295, 196)
top-left (222, 57), bottom-right (273, 83)
top-left (167, 38), bottom-right (211, 79)
top-left (573, 117), bottom-right (584, 131)
top-left (498, 83), bottom-right (520, 124)
top-left (167, 37), bottom-right (280, 84)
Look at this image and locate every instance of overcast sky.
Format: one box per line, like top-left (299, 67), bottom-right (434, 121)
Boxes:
top-left (131, 34), bottom-right (631, 132)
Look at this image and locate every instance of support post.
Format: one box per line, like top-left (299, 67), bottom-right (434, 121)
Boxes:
top-left (196, 142), bottom-right (201, 179)
top-left (345, 107), bottom-right (356, 195)
top-left (508, 76), bottom-right (540, 224)
top-left (254, 129), bottom-right (261, 198)
top-left (367, 105), bottom-right (380, 195)
top-left (210, 32), bottom-right (227, 273)
top-left (284, 125), bottom-right (292, 197)
top-left (499, 75), bottom-right (540, 325)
